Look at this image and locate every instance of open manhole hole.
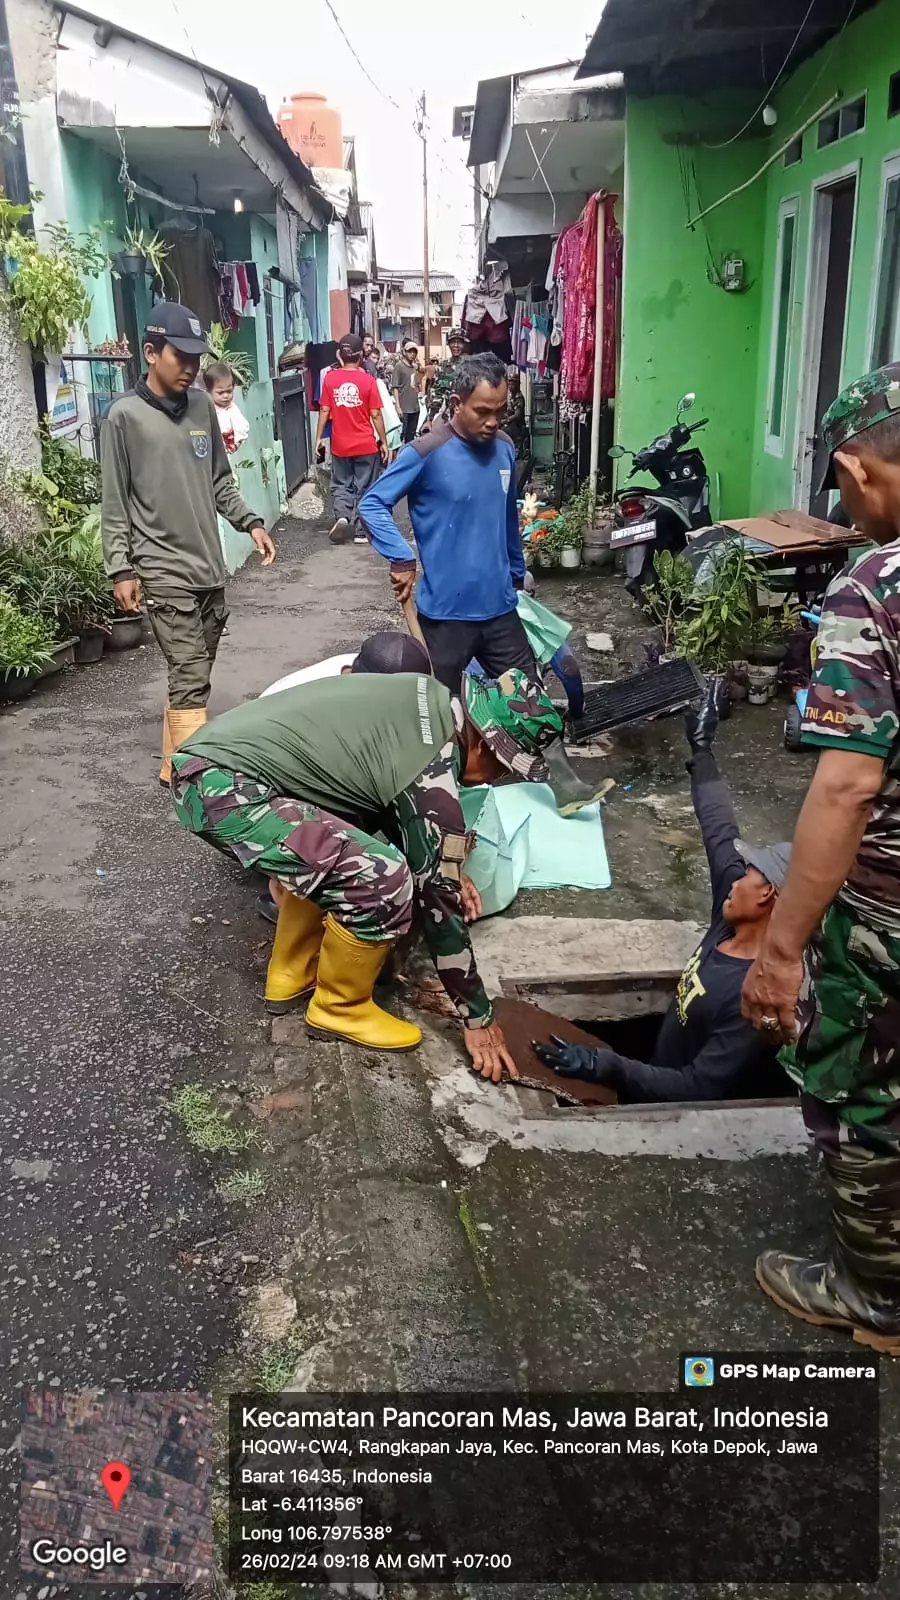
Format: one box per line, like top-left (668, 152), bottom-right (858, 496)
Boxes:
top-left (499, 972), bottom-right (797, 1115)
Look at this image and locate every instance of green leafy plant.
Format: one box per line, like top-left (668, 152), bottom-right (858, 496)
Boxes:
top-left (643, 539), bottom-right (764, 673)
top-left (202, 321), bottom-right (255, 389)
top-left (116, 225), bottom-right (176, 293)
top-left (0, 198), bottom-right (106, 354)
top-left (40, 423), bottom-right (102, 509)
top-left (559, 479), bottom-right (594, 546)
top-left (641, 548), bottom-right (696, 656)
top-left (742, 600), bottom-right (802, 659)
top-left (0, 592), bottom-right (56, 680)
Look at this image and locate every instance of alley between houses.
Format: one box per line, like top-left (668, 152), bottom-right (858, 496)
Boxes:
top-left (2, 515), bottom-right (899, 1600)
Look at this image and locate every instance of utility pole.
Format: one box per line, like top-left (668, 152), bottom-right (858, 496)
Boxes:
top-left (416, 91), bottom-right (430, 362)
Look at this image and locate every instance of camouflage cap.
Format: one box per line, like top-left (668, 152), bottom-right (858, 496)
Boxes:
top-left (462, 668), bottom-right (563, 783)
top-left (819, 362), bottom-right (900, 490)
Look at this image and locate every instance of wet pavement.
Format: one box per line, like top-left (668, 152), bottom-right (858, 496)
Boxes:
top-left (1, 518), bottom-right (896, 1599)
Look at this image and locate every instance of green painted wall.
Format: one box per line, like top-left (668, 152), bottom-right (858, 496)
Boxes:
top-left (619, 0), bottom-right (900, 517)
top-left (59, 136), bottom-right (302, 524)
top-left (618, 93), bottom-right (767, 517)
top-left (749, 0), bottom-right (900, 509)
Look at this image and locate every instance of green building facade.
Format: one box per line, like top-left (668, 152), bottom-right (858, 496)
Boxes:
top-left (616, 0), bottom-right (900, 519)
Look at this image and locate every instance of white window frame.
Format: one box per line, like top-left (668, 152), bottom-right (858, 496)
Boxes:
top-left (867, 151), bottom-right (900, 368)
top-left (765, 195), bottom-right (800, 456)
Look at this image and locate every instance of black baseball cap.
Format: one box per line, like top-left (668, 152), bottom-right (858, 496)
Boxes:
top-left (338, 332), bottom-right (363, 356)
top-left (351, 631), bottom-right (431, 675)
top-left (144, 302), bottom-right (209, 355)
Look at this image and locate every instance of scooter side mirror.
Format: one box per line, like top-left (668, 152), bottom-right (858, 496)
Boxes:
top-left (676, 392), bottom-right (695, 416)
top-left (608, 444), bottom-right (627, 459)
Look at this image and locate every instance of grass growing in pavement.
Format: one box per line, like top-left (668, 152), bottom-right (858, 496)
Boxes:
top-left (256, 1344), bottom-right (298, 1393)
top-left (170, 1083), bottom-right (257, 1154)
top-left (217, 1168), bottom-right (268, 1203)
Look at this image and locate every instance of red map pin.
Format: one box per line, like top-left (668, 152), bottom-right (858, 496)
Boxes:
top-left (100, 1461), bottom-right (131, 1512)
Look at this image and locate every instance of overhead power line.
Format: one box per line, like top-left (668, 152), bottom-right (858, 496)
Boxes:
top-left (703, 0), bottom-right (819, 149)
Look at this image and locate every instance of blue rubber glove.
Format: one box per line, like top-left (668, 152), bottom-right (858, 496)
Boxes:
top-left (532, 1035), bottom-right (624, 1087)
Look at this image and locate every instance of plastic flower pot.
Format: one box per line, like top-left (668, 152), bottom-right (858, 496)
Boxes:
top-left (0, 670), bottom-right (38, 702)
top-left (115, 250), bottom-right (146, 277)
top-left (37, 638), bottom-right (78, 680)
top-left (747, 663), bottom-right (778, 705)
top-left (107, 613), bottom-right (145, 651)
top-left (74, 627), bottom-right (107, 665)
top-left (560, 546), bottom-right (582, 569)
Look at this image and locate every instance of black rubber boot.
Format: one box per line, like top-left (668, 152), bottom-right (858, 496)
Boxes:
top-left (543, 739), bottom-right (609, 816)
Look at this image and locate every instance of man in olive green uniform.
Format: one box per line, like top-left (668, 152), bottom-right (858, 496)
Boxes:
top-left (426, 328), bottom-right (466, 424)
top-left (101, 302), bottom-right (275, 782)
top-left (743, 363), bottom-right (900, 1355)
top-left (171, 667), bottom-right (595, 1081)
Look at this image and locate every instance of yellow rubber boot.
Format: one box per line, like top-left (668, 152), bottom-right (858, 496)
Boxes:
top-left (168, 707), bottom-right (208, 752)
top-left (265, 895), bottom-right (325, 1013)
top-left (306, 915), bottom-right (422, 1051)
top-left (159, 706), bottom-right (173, 785)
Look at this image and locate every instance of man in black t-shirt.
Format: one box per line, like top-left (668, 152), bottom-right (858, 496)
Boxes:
top-left (535, 689), bottom-right (793, 1103)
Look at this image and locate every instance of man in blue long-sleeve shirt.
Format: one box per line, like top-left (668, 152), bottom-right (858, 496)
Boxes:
top-left (360, 352), bottom-right (537, 691)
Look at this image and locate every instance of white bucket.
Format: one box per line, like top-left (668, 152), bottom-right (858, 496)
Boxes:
top-left (747, 664), bottom-right (778, 705)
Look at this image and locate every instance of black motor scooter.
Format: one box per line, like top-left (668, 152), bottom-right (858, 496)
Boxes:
top-left (609, 393), bottom-right (711, 598)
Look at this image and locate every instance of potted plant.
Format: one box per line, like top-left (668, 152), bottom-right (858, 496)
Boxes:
top-left (0, 594), bottom-right (56, 701)
top-left (45, 511), bottom-right (116, 662)
top-left (113, 227), bottom-right (174, 292)
top-left (641, 548), bottom-right (696, 659)
top-left (557, 480), bottom-right (592, 567)
top-left (643, 538), bottom-right (761, 717)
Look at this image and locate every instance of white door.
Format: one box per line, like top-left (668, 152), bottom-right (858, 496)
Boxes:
top-left (795, 168), bottom-right (858, 513)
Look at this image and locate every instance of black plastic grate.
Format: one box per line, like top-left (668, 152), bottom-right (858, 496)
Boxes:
top-left (571, 659), bottom-right (705, 741)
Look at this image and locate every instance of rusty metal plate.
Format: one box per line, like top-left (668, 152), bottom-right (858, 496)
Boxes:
top-left (492, 997), bottom-right (617, 1107)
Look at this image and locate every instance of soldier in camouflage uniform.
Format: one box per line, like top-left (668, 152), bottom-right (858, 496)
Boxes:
top-left (170, 666), bottom-right (588, 1081)
top-left (743, 362), bottom-right (900, 1354)
top-left (425, 329), bottom-right (466, 424)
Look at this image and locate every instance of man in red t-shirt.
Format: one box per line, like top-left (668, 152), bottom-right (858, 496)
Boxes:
top-left (316, 333), bottom-right (389, 544)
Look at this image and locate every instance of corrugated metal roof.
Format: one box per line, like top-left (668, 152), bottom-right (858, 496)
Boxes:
top-left (379, 271), bottom-right (459, 292)
top-left (577, 0), bottom-right (880, 91)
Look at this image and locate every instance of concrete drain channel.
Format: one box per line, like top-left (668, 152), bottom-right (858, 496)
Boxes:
top-left (458, 916), bottom-right (808, 1160)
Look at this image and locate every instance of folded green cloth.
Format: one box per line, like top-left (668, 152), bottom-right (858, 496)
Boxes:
top-left (517, 592), bottom-right (572, 666)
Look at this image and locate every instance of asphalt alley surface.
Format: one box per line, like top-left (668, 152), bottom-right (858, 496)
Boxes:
top-left (0, 518), bottom-right (396, 1595)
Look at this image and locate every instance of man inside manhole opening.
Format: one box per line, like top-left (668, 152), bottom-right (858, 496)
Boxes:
top-left (534, 680), bottom-right (795, 1104)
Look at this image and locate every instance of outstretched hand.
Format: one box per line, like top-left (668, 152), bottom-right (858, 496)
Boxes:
top-left (464, 1022), bottom-right (519, 1084)
top-left (532, 1035), bottom-right (623, 1085)
top-left (685, 676), bottom-right (720, 753)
